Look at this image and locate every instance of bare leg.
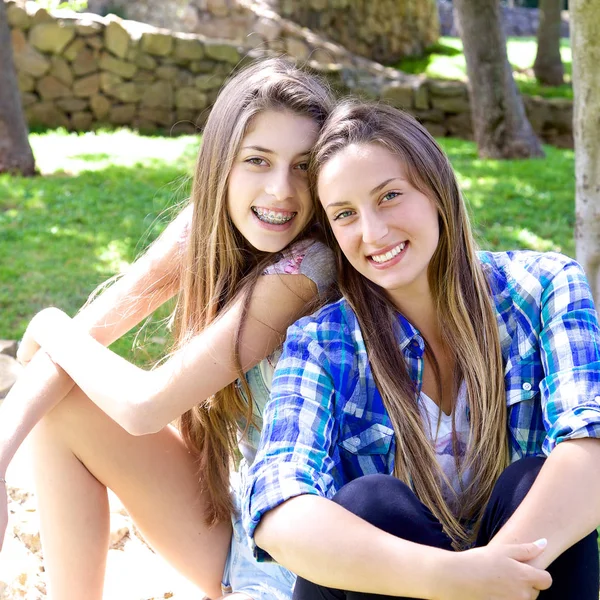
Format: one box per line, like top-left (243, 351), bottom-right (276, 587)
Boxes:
top-left (31, 386), bottom-right (231, 600)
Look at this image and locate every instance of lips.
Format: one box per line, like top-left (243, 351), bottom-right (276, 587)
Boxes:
top-left (251, 206), bottom-right (297, 225)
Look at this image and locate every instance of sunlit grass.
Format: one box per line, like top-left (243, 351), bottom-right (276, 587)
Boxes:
top-left (396, 37), bottom-right (573, 100)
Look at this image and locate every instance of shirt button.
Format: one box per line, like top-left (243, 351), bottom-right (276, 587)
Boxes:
top-left (522, 382), bottom-right (532, 391)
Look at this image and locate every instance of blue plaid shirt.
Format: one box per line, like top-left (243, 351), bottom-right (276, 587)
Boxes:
top-left (244, 251), bottom-right (600, 559)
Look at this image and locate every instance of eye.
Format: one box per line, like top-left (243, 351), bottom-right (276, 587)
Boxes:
top-left (246, 157), bottom-right (268, 167)
top-left (332, 209), bottom-right (355, 221)
top-left (382, 191), bottom-right (401, 202)
top-left (294, 161), bottom-right (309, 172)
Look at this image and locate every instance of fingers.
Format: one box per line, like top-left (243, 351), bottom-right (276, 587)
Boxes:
top-left (506, 538), bottom-right (547, 562)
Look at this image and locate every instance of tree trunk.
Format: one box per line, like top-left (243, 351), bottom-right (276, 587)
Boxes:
top-left (453, 0), bottom-right (544, 159)
top-left (0, 0), bottom-right (36, 176)
top-left (533, 0), bottom-right (565, 86)
top-left (572, 0), bottom-right (600, 303)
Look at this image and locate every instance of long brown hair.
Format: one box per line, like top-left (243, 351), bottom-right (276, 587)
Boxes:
top-left (310, 102), bottom-right (508, 547)
top-left (176, 58), bottom-right (334, 525)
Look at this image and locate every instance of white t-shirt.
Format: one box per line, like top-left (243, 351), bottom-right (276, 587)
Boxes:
top-left (419, 383), bottom-right (471, 514)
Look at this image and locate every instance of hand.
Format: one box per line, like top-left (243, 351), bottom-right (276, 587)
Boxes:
top-left (16, 326), bottom-right (40, 366)
top-left (17, 307), bottom-right (69, 366)
top-left (0, 480), bottom-right (7, 552)
top-left (437, 540), bottom-right (552, 600)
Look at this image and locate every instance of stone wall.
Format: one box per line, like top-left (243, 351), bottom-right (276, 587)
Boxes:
top-left (6, 1), bottom-right (574, 147)
top-left (276, 0), bottom-right (439, 64)
top-left (438, 1), bottom-right (570, 38)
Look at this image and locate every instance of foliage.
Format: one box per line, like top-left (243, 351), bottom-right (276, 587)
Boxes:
top-left (33, 0), bottom-right (88, 12)
top-left (0, 130), bottom-right (574, 364)
top-left (397, 36), bottom-right (573, 99)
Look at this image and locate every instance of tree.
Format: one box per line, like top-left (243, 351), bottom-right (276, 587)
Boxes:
top-left (533, 0), bottom-right (565, 86)
top-left (572, 0), bottom-right (600, 302)
top-left (0, 0), bottom-right (36, 176)
top-left (453, 0), bottom-right (544, 159)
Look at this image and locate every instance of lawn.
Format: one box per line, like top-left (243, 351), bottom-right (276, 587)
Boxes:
top-left (0, 129), bottom-right (575, 364)
top-left (396, 36), bottom-right (573, 100)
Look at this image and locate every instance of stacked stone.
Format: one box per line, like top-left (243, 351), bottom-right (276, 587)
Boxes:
top-left (277, 0), bottom-right (440, 65)
top-left (6, 1), bottom-right (244, 133)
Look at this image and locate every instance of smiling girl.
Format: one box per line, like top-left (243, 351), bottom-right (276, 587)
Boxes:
top-left (245, 102), bottom-right (600, 600)
top-left (1, 58), bottom-right (336, 600)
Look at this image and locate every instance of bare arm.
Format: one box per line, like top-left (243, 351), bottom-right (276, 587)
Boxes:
top-left (256, 495), bottom-right (551, 600)
top-left (0, 204), bottom-right (191, 476)
top-left (488, 438), bottom-right (600, 568)
top-left (21, 272), bottom-right (317, 436)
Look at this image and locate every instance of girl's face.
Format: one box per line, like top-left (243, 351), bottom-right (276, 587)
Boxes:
top-left (318, 142), bottom-right (440, 307)
top-left (227, 109), bottom-right (320, 253)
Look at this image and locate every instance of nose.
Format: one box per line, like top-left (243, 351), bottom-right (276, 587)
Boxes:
top-left (265, 166), bottom-right (294, 202)
top-left (361, 210), bottom-right (388, 245)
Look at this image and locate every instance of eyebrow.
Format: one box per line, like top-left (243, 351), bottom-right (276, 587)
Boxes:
top-left (240, 145), bottom-right (311, 157)
top-left (370, 177), bottom-right (405, 195)
top-left (324, 177), bottom-right (406, 210)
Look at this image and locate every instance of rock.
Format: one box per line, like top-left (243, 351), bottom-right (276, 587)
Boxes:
top-left (0, 355), bottom-right (21, 399)
top-left (99, 71), bottom-right (123, 94)
top-left (56, 97), bottom-right (89, 112)
top-left (29, 22), bottom-right (75, 55)
top-left (0, 341), bottom-right (17, 358)
top-left (11, 29), bottom-right (50, 78)
top-left (141, 81), bottom-right (174, 109)
top-left (73, 73), bottom-right (100, 97)
top-left (140, 32), bottom-right (173, 57)
top-left (156, 66), bottom-right (179, 81)
top-left (99, 52), bottom-right (137, 79)
top-left (12, 512), bottom-right (41, 555)
top-left (189, 59), bottom-right (217, 74)
top-left (132, 69), bottom-right (156, 83)
top-left (109, 82), bottom-right (143, 103)
top-left (428, 79), bottom-right (467, 98)
top-left (75, 21), bottom-right (103, 37)
top-left (194, 74), bottom-right (224, 91)
top-left (422, 122), bottom-right (447, 138)
top-left (62, 37), bottom-right (86, 62)
top-left (17, 72), bottom-right (35, 93)
top-left (26, 102), bottom-right (70, 129)
top-left (134, 52), bottom-right (157, 70)
top-left (20, 92), bottom-right (37, 108)
top-left (204, 42), bottom-right (240, 63)
top-left (175, 88), bottom-right (208, 110)
top-left (72, 47), bottom-right (98, 77)
top-left (49, 55), bottom-right (73, 86)
top-left (90, 94), bottom-right (111, 119)
top-left (109, 104), bottom-right (136, 125)
top-left (430, 95), bottom-right (470, 114)
top-left (30, 7), bottom-right (54, 26)
top-left (85, 35), bottom-right (104, 50)
top-left (139, 107), bottom-right (175, 127)
top-left (6, 4), bottom-right (31, 30)
top-left (381, 82), bottom-right (414, 109)
top-left (105, 20), bottom-right (130, 59)
top-left (413, 80), bottom-right (429, 111)
top-left (71, 111), bottom-right (94, 130)
top-left (37, 75), bottom-right (71, 101)
top-left (173, 37), bottom-right (205, 61)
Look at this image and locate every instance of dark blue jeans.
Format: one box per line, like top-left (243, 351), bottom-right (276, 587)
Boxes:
top-left (293, 458), bottom-right (599, 600)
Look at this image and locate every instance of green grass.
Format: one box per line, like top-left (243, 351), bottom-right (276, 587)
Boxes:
top-left (0, 130), bottom-right (575, 363)
top-left (0, 128), bottom-right (198, 364)
top-left (396, 36), bottom-right (573, 100)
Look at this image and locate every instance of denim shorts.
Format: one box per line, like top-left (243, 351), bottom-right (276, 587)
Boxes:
top-left (221, 468), bottom-right (296, 599)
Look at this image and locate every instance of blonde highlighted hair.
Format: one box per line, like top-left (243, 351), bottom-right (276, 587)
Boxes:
top-left (310, 102), bottom-right (508, 547)
top-left (176, 58), bottom-right (334, 525)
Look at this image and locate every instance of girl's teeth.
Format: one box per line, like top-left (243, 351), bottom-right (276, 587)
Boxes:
top-left (253, 207), bottom-right (295, 224)
top-left (371, 242), bottom-right (406, 263)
